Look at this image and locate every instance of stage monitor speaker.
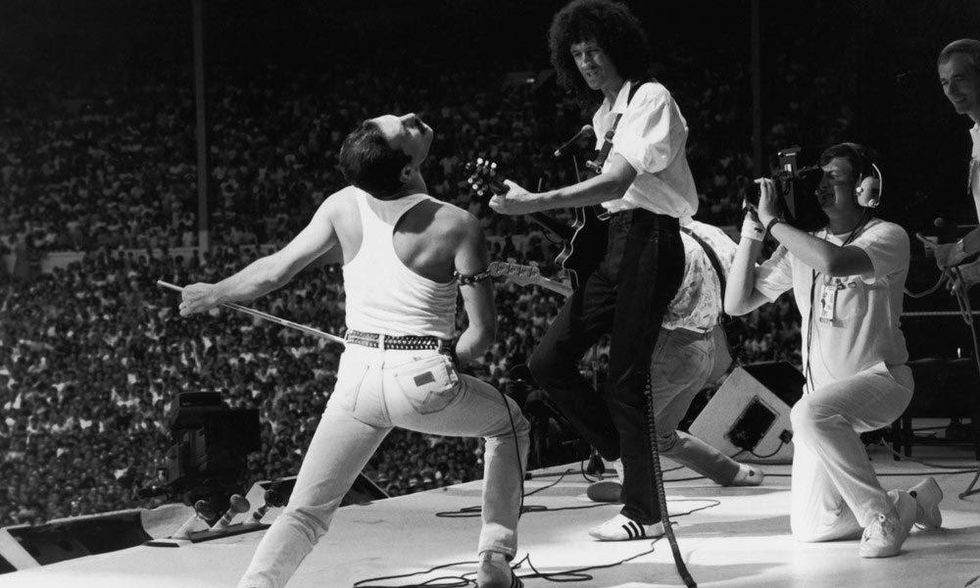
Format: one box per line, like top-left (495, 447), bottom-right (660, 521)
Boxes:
top-left (687, 361), bottom-right (805, 464)
top-left (1, 510), bottom-right (151, 570)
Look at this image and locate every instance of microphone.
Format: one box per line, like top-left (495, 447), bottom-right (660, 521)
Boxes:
top-left (553, 125), bottom-right (594, 158)
top-left (249, 489), bottom-right (286, 524)
top-left (210, 494), bottom-right (251, 530)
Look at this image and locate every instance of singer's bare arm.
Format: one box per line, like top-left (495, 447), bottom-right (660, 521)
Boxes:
top-left (179, 198), bottom-right (340, 316)
top-left (489, 155), bottom-right (636, 215)
top-left (453, 213), bottom-right (496, 365)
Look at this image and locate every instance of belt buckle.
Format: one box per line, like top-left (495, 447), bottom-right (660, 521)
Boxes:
top-left (377, 333), bottom-right (386, 351)
top-left (596, 210), bottom-right (612, 221)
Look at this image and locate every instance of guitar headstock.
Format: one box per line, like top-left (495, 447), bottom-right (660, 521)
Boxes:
top-left (488, 261), bottom-right (542, 287)
top-left (466, 158), bottom-right (506, 197)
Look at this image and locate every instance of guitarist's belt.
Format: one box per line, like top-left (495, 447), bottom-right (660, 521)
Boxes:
top-left (605, 208), bottom-right (681, 229)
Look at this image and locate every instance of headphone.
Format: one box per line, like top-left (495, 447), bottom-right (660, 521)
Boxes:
top-left (838, 142), bottom-right (883, 208)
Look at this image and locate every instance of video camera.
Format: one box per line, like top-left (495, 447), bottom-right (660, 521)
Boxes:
top-left (745, 146), bottom-right (827, 232)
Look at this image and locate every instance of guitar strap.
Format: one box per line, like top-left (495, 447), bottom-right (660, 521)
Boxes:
top-left (589, 79), bottom-right (646, 174)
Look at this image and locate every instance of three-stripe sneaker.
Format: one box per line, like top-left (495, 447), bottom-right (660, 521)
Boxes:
top-left (588, 514), bottom-right (666, 541)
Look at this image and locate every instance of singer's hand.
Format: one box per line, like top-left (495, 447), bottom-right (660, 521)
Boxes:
top-left (180, 282), bottom-right (219, 316)
top-left (754, 178), bottom-right (779, 227)
top-left (488, 180), bottom-right (540, 215)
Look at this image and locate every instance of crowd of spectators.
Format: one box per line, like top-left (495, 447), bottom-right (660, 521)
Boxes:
top-left (0, 24), bottom-right (854, 528)
top-left (0, 238), bottom-right (801, 527)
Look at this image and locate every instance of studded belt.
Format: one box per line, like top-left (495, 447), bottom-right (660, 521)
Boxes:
top-left (344, 330), bottom-right (453, 353)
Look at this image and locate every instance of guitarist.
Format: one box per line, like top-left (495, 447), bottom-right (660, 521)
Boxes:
top-left (490, 0), bottom-right (697, 540)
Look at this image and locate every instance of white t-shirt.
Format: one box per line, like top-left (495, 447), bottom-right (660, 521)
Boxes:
top-left (592, 80), bottom-right (698, 218)
top-left (753, 218), bottom-right (910, 389)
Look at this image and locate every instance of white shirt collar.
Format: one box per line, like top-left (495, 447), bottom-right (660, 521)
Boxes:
top-left (608, 80), bottom-right (633, 115)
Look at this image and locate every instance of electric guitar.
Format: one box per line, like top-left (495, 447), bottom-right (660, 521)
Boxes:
top-left (467, 158), bottom-right (608, 290)
top-left (488, 261), bottom-right (573, 298)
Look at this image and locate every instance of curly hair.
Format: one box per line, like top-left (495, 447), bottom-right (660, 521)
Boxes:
top-left (338, 121), bottom-right (411, 200)
top-left (547, 0), bottom-right (652, 106)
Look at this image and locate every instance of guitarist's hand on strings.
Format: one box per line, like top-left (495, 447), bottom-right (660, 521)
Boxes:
top-left (488, 180), bottom-right (542, 215)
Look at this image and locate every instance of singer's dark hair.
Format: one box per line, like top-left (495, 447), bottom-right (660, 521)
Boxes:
top-left (339, 120), bottom-right (412, 200)
top-left (548, 0), bottom-right (652, 106)
top-left (937, 38), bottom-right (980, 73)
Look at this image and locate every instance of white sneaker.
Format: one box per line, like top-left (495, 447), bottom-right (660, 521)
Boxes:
top-left (729, 464), bottom-right (764, 486)
top-left (859, 510), bottom-right (908, 558)
top-left (908, 477), bottom-right (943, 529)
top-left (476, 550), bottom-right (523, 588)
top-left (588, 513), bottom-right (665, 541)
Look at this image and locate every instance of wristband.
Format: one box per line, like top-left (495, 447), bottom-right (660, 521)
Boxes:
top-left (764, 217), bottom-right (782, 237)
top-left (454, 269), bottom-right (491, 285)
top-left (741, 216), bottom-right (765, 241)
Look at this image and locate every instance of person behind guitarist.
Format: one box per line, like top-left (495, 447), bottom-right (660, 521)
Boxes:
top-left (489, 0), bottom-right (697, 541)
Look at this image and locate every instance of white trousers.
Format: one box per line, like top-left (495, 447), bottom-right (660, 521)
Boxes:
top-left (790, 361), bottom-right (913, 541)
top-left (238, 346), bottom-right (529, 588)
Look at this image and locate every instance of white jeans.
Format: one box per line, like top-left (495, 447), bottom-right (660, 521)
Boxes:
top-left (649, 327), bottom-right (741, 485)
top-left (790, 361), bottom-right (913, 542)
top-left (238, 346), bottom-right (530, 588)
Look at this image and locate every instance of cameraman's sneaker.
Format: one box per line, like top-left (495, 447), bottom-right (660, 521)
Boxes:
top-left (859, 510), bottom-right (908, 558)
top-left (476, 550), bottom-right (522, 588)
top-left (908, 477), bottom-right (943, 529)
top-left (588, 514), bottom-right (665, 541)
top-left (729, 464), bottom-right (764, 486)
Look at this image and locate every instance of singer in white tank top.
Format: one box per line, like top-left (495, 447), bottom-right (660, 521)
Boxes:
top-left (178, 113), bottom-right (528, 588)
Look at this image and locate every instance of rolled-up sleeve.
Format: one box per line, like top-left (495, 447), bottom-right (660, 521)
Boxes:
top-left (851, 221), bottom-right (910, 285)
top-left (612, 87), bottom-right (687, 175)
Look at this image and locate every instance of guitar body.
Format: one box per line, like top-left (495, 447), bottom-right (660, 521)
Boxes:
top-left (548, 206), bottom-right (607, 290)
top-left (467, 158), bottom-right (609, 290)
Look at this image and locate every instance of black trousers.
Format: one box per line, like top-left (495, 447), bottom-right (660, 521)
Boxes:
top-left (528, 209), bottom-right (684, 524)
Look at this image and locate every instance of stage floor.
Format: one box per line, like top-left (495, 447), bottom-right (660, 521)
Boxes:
top-left (2, 442), bottom-right (979, 588)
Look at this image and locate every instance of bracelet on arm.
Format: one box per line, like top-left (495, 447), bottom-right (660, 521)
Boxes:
top-left (764, 217), bottom-right (782, 238)
top-left (454, 269), bottom-right (492, 286)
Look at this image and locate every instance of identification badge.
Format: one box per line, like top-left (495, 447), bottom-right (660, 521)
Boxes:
top-left (818, 282), bottom-right (837, 322)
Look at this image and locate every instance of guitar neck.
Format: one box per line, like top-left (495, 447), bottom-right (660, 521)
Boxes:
top-left (531, 276), bottom-right (572, 298)
top-left (485, 177), bottom-right (577, 242)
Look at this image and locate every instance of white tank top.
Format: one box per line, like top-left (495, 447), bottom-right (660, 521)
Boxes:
top-left (343, 190), bottom-right (457, 339)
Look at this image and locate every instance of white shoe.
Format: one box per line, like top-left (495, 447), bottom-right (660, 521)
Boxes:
top-left (908, 477), bottom-right (943, 530)
top-left (729, 464), bottom-right (764, 486)
top-left (588, 514), bottom-right (665, 541)
top-left (859, 510), bottom-right (908, 558)
top-left (476, 550), bottom-right (523, 588)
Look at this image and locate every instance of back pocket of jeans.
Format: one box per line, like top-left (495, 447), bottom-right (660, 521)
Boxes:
top-left (392, 355), bottom-right (460, 415)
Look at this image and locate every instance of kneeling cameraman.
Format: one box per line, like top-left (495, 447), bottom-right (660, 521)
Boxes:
top-left (725, 143), bottom-right (942, 558)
